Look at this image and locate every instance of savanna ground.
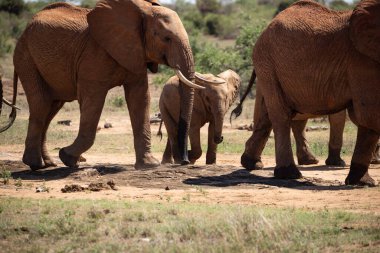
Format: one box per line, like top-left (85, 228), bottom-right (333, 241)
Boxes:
top-left (1, 76), bottom-right (380, 253)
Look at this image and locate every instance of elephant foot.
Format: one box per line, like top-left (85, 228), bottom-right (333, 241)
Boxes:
top-left (206, 160), bottom-right (216, 165)
top-left (345, 163), bottom-right (377, 186)
top-left (325, 156), bottom-right (346, 167)
top-left (241, 153), bottom-right (264, 170)
top-left (161, 157), bottom-right (173, 165)
top-left (135, 154), bottom-right (160, 170)
top-left (59, 148), bottom-right (79, 168)
top-left (79, 155), bottom-right (87, 162)
top-left (274, 164), bottom-right (302, 179)
top-left (297, 155), bottom-right (319, 165)
top-left (43, 158), bottom-right (57, 168)
top-left (23, 153), bottom-right (44, 171)
top-left (180, 159), bottom-right (190, 166)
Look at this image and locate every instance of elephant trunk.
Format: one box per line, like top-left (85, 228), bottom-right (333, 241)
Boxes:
top-left (213, 103), bottom-right (225, 144)
top-left (176, 46), bottom-right (196, 164)
top-left (0, 71), bottom-right (18, 133)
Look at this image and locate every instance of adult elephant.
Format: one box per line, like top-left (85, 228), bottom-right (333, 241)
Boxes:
top-left (159, 69), bottom-right (241, 164)
top-left (240, 0), bottom-right (380, 186)
top-left (12, 0), bottom-right (203, 170)
top-left (233, 76), bottom-right (380, 167)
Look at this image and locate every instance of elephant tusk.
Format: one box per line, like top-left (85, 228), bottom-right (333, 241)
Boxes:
top-left (175, 69), bottom-right (205, 90)
top-left (2, 98), bottom-right (20, 110)
top-left (195, 72), bottom-right (225, 85)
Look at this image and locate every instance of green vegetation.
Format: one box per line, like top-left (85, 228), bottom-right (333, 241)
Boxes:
top-left (0, 168), bottom-right (11, 184)
top-left (0, 0), bottom-right (356, 85)
top-left (0, 197), bottom-right (379, 253)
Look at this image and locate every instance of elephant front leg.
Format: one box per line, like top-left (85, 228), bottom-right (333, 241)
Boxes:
top-left (291, 120), bottom-right (319, 165)
top-left (205, 122), bottom-right (217, 164)
top-left (345, 126), bottom-right (378, 186)
top-left (41, 101), bottom-right (65, 167)
top-left (188, 127), bottom-right (202, 164)
top-left (124, 76), bottom-right (160, 169)
top-left (60, 89), bottom-right (107, 168)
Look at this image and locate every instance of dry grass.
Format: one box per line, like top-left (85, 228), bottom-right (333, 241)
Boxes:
top-left (0, 197), bottom-right (379, 253)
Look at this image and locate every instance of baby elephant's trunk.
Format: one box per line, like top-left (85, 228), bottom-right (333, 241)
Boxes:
top-left (213, 105), bottom-right (225, 144)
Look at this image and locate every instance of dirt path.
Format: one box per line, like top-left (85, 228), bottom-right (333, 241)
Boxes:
top-left (1, 152), bottom-right (379, 214)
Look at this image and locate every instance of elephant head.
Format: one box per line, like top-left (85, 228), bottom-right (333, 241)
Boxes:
top-left (87, 0), bottom-right (201, 163)
top-left (349, 0), bottom-right (380, 63)
top-left (196, 69), bottom-right (241, 144)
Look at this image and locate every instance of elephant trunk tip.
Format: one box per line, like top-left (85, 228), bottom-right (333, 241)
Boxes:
top-left (214, 135), bottom-right (224, 144)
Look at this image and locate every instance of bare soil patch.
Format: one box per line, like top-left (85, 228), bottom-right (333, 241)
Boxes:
top-left (1, 154), bottom-right (379, 214)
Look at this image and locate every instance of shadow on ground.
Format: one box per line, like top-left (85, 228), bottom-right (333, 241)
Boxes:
top-left (1, 160), bottom-right (359, 191)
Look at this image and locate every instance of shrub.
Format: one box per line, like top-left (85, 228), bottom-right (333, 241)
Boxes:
top-left (329, 0), bottom-right (353, 10)
top-left (110, 96), bottom-right (125, 108)
top-left (0, 34), bottom-right (13, 56)
top-left (234, 21), bottom-right (267, 74)
top-left (0, 0), bottom-right (25, 15)
top-left (196, 0), bottom-right (221, 14)
top-left (204, 13), bottom-right (220, 36)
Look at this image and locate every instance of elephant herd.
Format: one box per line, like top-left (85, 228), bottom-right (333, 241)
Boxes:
top-left (0, 0), bottom-right (379, 186)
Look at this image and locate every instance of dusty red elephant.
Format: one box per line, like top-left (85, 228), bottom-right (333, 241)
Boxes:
top-left (240, 0), bottom-right (380, 186)
top-left (232, 75), bottom-right (380, 167)
top-left (7, 0), bottom-right (204, 170)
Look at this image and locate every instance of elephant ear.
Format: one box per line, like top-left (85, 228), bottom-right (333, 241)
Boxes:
top-left (349, 0), bottom-right (380, 63)
top-left (87, 0), bottom-right (149, 74)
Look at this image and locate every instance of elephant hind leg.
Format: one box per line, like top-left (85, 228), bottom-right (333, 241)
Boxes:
top-left (17, 64), bottom-right (52, 170)
top-left (41, 101), bottom-right (65, 167)
top-left (260, 76), bottom-right (301, 179)
top-left (162, 139), bottom-right (174, 164)
top-left (241, 88), bottom-right (271, 170)
top-left (291, 120), bottom-right (319, 165)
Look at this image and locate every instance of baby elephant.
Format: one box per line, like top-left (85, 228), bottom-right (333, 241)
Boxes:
top-left (159, 69), bottom-right (241, 164)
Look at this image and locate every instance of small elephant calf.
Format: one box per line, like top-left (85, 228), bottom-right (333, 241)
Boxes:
top-left (159, 69), bottom-right (241, 164)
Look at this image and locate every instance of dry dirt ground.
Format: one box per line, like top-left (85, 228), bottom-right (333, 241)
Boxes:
top-left (1, 151), bottom-right (380, 214)
top-left (1, 78), bottom-right (380, 214)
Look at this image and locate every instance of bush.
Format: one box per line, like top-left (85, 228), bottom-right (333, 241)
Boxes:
top-left (274, 0), bottom-right (296, 17)
top-left (110, 96), bottom-right (125, 108)
top-left (196, 0), bottom-right (221, 14)
top-left (0, 0), bottom-right (25, 15)
top-left (0, 34), bottom-right (13, 57)
top-left (194, 42), bottom-right (239, 74)
top-left (329, 0), bottom-right (353, 10)
top-left (234, 22), bottom-right (267, 73)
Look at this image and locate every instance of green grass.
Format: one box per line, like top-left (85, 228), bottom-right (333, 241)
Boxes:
top-left (0, 197), bottom-right (379, 253)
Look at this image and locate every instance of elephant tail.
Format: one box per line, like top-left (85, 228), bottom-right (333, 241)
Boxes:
top-left (157, 118), bottom-right (163, 141)
top-left (229, 69), bottom-right (256, 124)
top-left (0, 70), bottom-right (19, 133)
